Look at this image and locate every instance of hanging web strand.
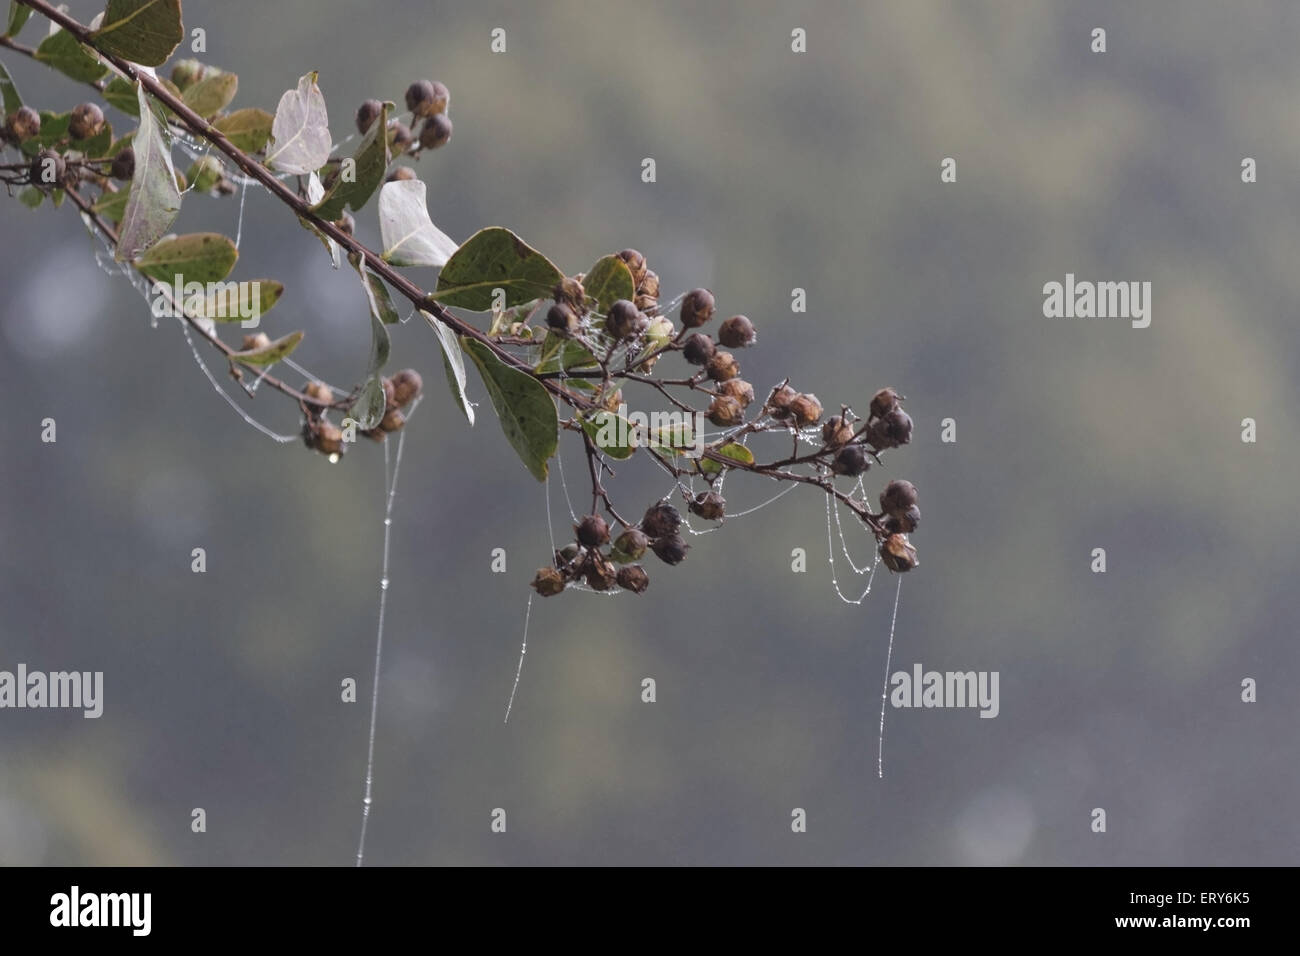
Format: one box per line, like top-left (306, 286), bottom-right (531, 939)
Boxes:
top-left (877, 575), bottom-right (902, 779)
top-left (503, 593), bottom-right (534, 724)
top-left (355, 413), bottom-right (413, 866)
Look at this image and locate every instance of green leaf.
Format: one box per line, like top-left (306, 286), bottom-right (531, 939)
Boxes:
top-left (581, 410), bottom-right (636, 460)
top-left (583, 255), bottom-right (635, 314)
top-left (313, 101), bottom-right (391, 221)
top-left (228, 330), bottom-right (304, 366)
top-left (116, 83), bottom-right (181, 261)
top-left (93, 186), bottom-right (129, 222)
top-left (182, 71), bottom-right (238, 120)
top-left (534, 332), bottom-right (598, 375)
top-left (462, 337), bottom-right (558, 480)
top-left (420, 309), bottom-right (474, 425)
top-left (0, 58), bottom-right (22, 114)
top-left (134, 232), bottom-right (239, 285)
top-left (265, 71), bottom-right (330, 175)
top-left (432, 227), bottom-right (563, 311)
top-left (34, 24), bottom-right (109, 84)
top-left (700, 441), bottom-right (754, 476)
top-left (348, 306), bottom-right (392, 431)
top-left (212, 107), bottom-right (273, 152)
top-left (197, 279), bottom-right (283, 322)
top-left (6, 3), bottom-right (33, 39)
top-left (377, 178), bottom-right (457, 267)
top-left (185, 155), bottom-right (223, 193)
top-left (103, 76), bottom-right (140, 117)
top-left (298, 171), bottom-right (342, 269)
top-left (90, 0), bottom-right (182, 67)
top-left (351, 256), bottom-right (400, 325)
top-left (18, 186), bottom-right (42, 209)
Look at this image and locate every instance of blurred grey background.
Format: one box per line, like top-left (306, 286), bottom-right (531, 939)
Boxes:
top-left (1, 0), bottom-right (1297, 865)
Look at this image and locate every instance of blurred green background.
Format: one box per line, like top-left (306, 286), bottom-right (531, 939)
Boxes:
top-left (1, 0), bottom-right (1297, 865)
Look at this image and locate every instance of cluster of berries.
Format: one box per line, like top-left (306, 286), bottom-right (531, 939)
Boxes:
top-left (354, 78), bottom-right (452, 181)
top-left (301, 368), bottom-right (423, 458)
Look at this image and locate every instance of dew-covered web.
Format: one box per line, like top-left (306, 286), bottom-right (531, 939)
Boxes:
top-left (505, 386), bottom-right (907, 777)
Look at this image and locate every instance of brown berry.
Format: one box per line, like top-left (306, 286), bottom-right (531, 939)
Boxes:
top-left (880, 533), bottom-right (919, 573)
top-left (7, 106), bottom-right (40, 142)
top-left (718, 315), bottom-right (755, 348)
top-left (707, 395), bottom-right (744, 427)
top-left (870, 387), bottom-right (903, 419)
top-left (30, 148), bottom-right (65, 188)
top-left (606, 299), bottom-right (644, 340)
top-left (682, 333), bottom-right (715, 366)
top-left (689, 491), bottom-right (725, 521)
top-left (406, 80), bottom-right (449, 117)
top-left (884, 505), bottom-right (920, 534)
top-left (879, 479), bottom-right (919, 518)
top-left (870, 407), bottom-right (913, 448)
top-left (719, 378), bottom-right (754, 408)
top-left (356, 99), bottom-right (384, 134)
top-left (641, 502), bottom-right (681, 538)
top-left (386, 165), bottom-right (417, 182)
top-left (766, 384), bottom-right (798, 420)
top-left (418, 113), bottom-right (452, 150)
top-left (388, 121), bottom-right (413, 153)
top-left (638, 269), bottom-right (660, 298)
top-left (680, 288), bottom-right (715, 328)
top-left (831, 444), bottom-right (869, 476)
top-left (315, 422), bottom-right (345, 456)
top-left (576, 514), bottom-right (610, 548)
top-left (547, 302), bottom-right (580, 336)
top-left (789, 393), bottom-right (823, 427)
top-left (110, 146), bottom-right (135, 181)
top-left (616, 565), bottom-right (650, 594)
top-left (651, 534), bottom-right (690, 565)
top-left (68, 102), bottom-right (104, 140)
top-left (616, 249), bottom-right (648, 287)
top-left (585, 554), bottom-right (618, 591)
top-left (390, 368), bottom-right (423, 406)
top-left (822, 418), bottom-right (856, 448)
top-left (706, 350), bottom-right (739, 382)
top-left (554, 276), bottom-right (586, 312)
top-left (379, 408), bottom-right (406, 432)
top-left (303, 381), bottom-right (333, 405)
top-left (532, 566), bottom-right (566, 597)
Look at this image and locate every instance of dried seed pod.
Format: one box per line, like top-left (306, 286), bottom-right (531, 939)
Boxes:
top-left (616, 249), bottom-right (648, 287)
top-left (651, 533), bottom-right (690, 565)
top-left (635, 292), bottom-right (658, 313)
top-left (387, 121), bottom-right (413, 153)
top-left (719, 378), bottom-right (755, 408)
top-left (789, 392), bottom-right (823, 427)
top-left (585, 554), bottom-right (618, 591)
top-left (613, 528), bottom-right (649, 561)
top-left (546, 302), bottom-right (581, 337)
top-left (717, 315), bottom-right (756, 348)
top-left (390, 368), bottom-right (423, 406)
top-left (879, 479), bottom-right (919, 518)
top-left (822, 418), bottom-right (857, 448)
top-left (382, 377), bottom-right (397, 409)
top-left (766, 384), bottom-right (798, 420)
top-left (386, 165), bottom-right (417, 182)
top-left (682, 333), bottom-right (716, 366)
top-left (880, 533), bottom-right (919, 573)
top-left (706, 350), bottom-right (739, 382)
top-left (418, 113), bottom-right (453, 150)
top-left (884, 505), bottom-right (921, 534)
top-left (641, 502), bottom-right (681, 538)
top-left (870, 407), bottom-right (913, 448)
top-left (379, 408), bottom-right (406, 433)
top-left (110, 146), bottom-right (135, 181)
top-left (303, 381), bottom-right (333, 405)
top-left (576, 514), bottom-right (611, 548)
top-left (831, 444), bottom-right (869, 476)
top-left (68, 102), bottom-right (104, 140)
top-left (532, 566), bottom-right (566, 597)
top-left (555, 542), bottom-right (582, 567)
top-left (638, 269), bottom-right (660, 299)
top-left (870, 387), bottom-right (902, 420)
top-left (707, 395), bottom-right (744, 427)
top-left (680, 288), bottom-right (716, 328)
top-left (689, 491), bottom-right (726, 521)
top-left (606, 299), bottom-right (644, 340)
top-left (406, 79), bottom-right (449, 117)
top-left (7, 106), bottom-right (40, 142)
top-left (616, 565), bottom-right (650, 594)
top-left (601, 388), bottom-right (623, 412)
top-left (315, 422), bottom-right (345, 456)
top-left (356, 99), bottom-right (384, 134)
top-left (554, 276), bottom-right (586, 312)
